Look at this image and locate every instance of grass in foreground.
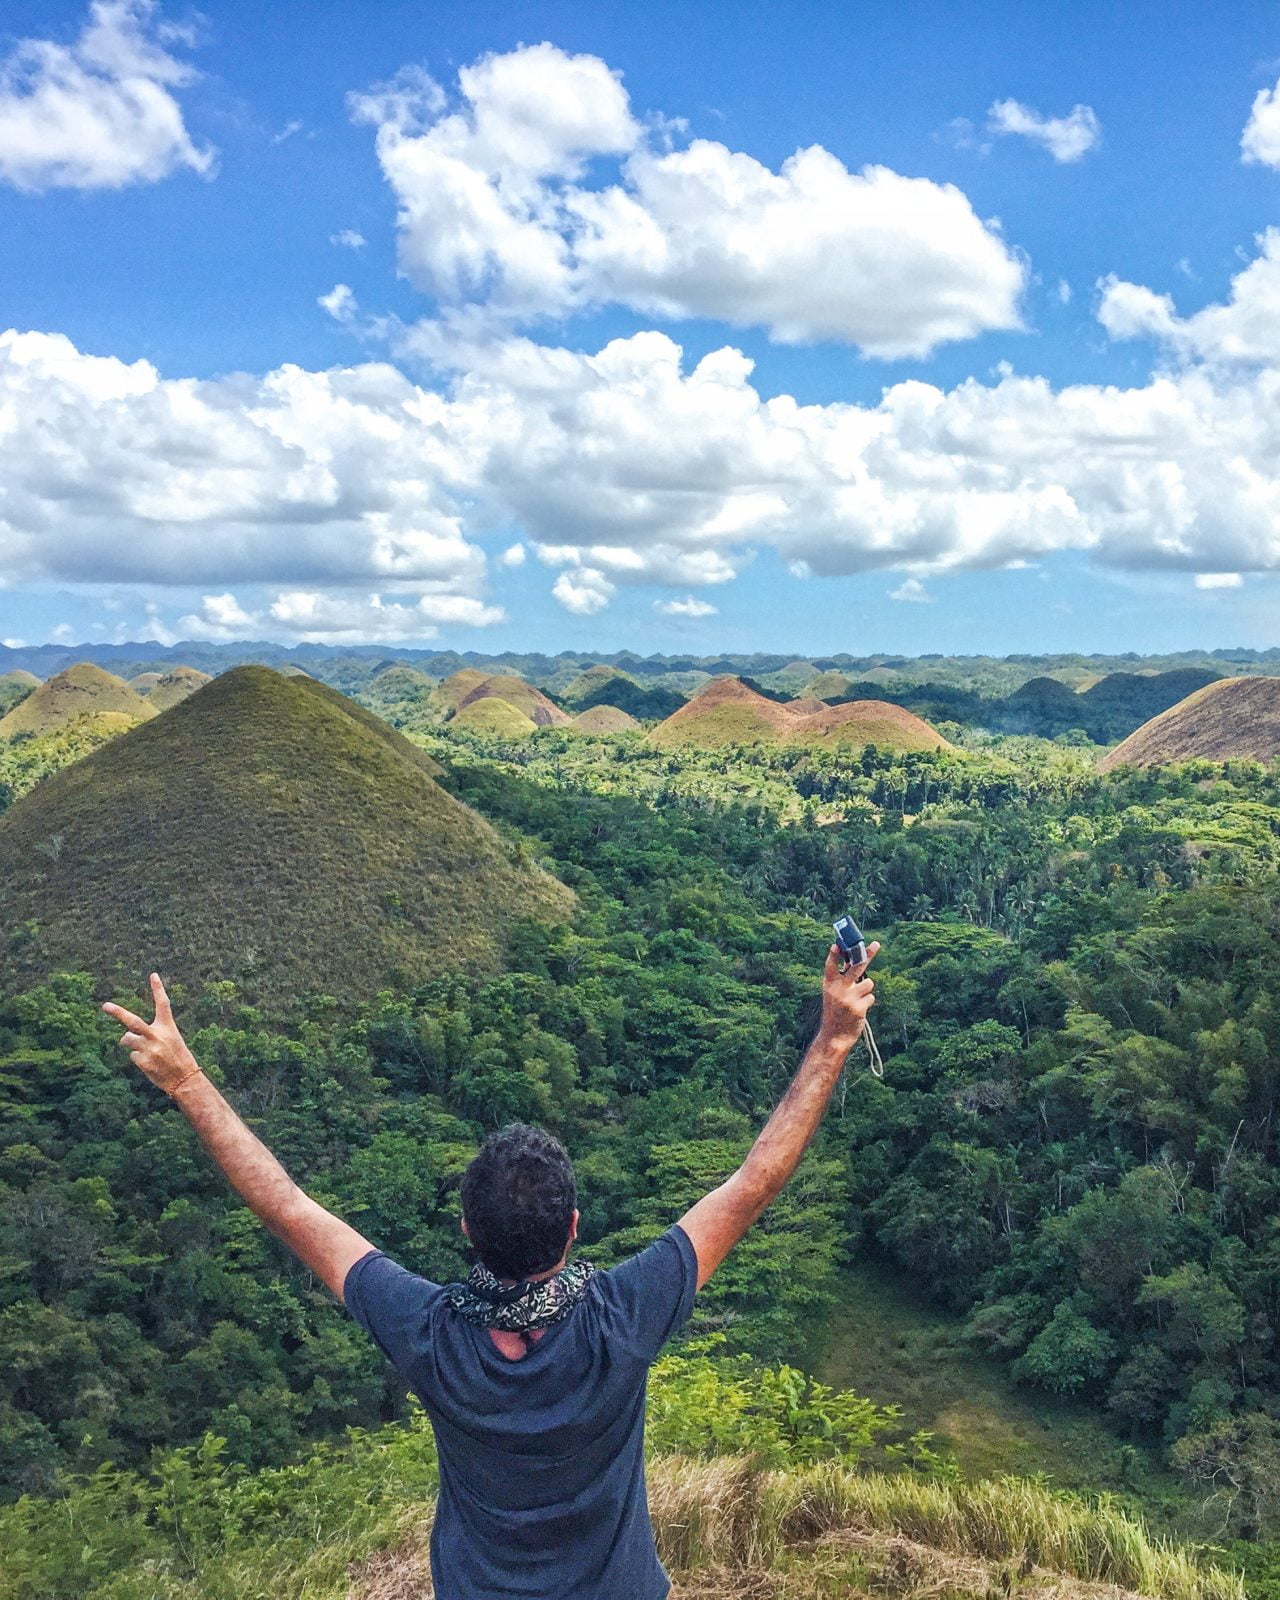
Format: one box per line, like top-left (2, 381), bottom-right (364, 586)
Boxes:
top-left (0, 1415), bottom-right (1242, 1600)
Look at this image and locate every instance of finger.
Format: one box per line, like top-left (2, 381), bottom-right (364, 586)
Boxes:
top-left (118, 1031), bottom-right (147, 1049)
top-left (102, 1002), bottom-right (153, 1036)
top-left (855, 977), bottom-right (875, 997)
top-left (824, 944), bottom-right (841, 981)
top-left (149, 972), bottom-right (173, 1023)
top-left (850, 940), bottom-right (881, 980)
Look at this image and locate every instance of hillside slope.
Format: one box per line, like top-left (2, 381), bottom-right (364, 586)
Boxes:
top-left (1099, 676), bottom-right (1280, 770)
top-left (0, 667), bottom-right (572, 1001)
top-left (0, 663), bottom-right (156, 738)
top-left (652, 677), bottom-right (950, 752)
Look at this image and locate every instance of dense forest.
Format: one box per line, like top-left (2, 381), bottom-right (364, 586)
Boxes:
top-left (2, 703), bottom-right (1279, 1571)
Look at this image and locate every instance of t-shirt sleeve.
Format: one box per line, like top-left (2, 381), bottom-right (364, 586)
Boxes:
top-left (343, 1249), bottom-right (442, 1377)
top-left (593, 1222), bottom-right (698, 1363)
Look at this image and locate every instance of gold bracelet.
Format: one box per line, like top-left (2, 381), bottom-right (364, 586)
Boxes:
top-left (166, 1063), bottom-right (205, 1097)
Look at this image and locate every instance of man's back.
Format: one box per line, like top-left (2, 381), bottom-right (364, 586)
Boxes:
top-left (344, 1223), bottom-right (697, 1600)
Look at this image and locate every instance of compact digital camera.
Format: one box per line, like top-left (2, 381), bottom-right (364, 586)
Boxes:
top-left (832, 915), bottom-right (868, 968)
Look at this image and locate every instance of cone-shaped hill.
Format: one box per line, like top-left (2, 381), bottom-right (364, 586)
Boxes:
top-left (1098, 676), bottom-right (1280, 771)
top-left (572, 705), bottom-right (640, 733)
top-left (0, 663), bottom-right (156, 739)
top-left (430, 668), bottom-right (492, 715)
top-left (650, 676), bottom-right (950, 752)
top-left (1, 669), bottom-right (40, 688)
top-left (562, 664), bottom-right (631, 704)
top-left (146, 666), bottom-right (212, 711)
top-left (455, 675), bottom-right (571, 727)
top-left (0, 667), bottom-right (573, 1003)
top-left (451, 697), bottom-right (540, 738)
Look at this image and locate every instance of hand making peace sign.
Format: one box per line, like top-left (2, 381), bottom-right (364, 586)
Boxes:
top-left (103, 973), bottom-right (204, 1096)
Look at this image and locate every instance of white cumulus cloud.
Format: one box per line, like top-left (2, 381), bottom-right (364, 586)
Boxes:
top-left (352, 42), bottom-right (1025, 357)
top-left (655, 595), bottom-right (717, 616)
top-left (552, 568), bottom-right (614, 615)
top-left (988, 98), bottom-right (1100, 162)
top-left (1242, 78), bottom-right (1280, 168)
top-left (0, 0), bottom-right (214, 192)
top-left (1194, 572), bottom-right (1242, 589)
top-left (179, 589), bottom-right (504, 644)
top-left (331, 228), bottom-right (367, 249)
top-left (888, 577), bottom-right (933, 603)
top-left (319, 283), bottom-right (358, 322)
top-left (1098, 228), bottom-right (1280, 365)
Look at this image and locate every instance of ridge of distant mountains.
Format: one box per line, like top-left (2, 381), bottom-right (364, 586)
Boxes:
top-left (3, 638), bottom-right (1278, 687)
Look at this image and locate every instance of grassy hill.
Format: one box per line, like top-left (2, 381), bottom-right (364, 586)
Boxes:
top-left (573, 704), bottom-right (641, 733)
top-left (456, 674), bottom-right (571, 727)
top-left (562, 663), bottom-right (632, 704)
top-left (146, 666), bottom-right (212, 711)
top-left (430, 668), bottom-right (494, 715)
top-left (0, 663), bottom-right (156, 739)
top-left (451, 696), bottom-right (541, 737)
top-left (651, 677), bottom-right (950, 752)
top-left (1099, 677), bottom-right (1280, 770)
top-left (0, 666), bottom-right (572, 1002)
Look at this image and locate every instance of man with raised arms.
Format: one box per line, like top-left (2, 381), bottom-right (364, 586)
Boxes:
top-left (104, 937), bottom-right (878, 1600)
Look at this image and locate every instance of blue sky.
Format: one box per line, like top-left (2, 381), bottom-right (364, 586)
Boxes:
top-left (4, 0), bottom-right (1280, 655)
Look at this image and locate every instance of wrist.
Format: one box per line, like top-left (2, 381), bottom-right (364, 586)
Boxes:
top-left (166, 1057), bottom-right (207, 1099)
top-left (815, 1019), bottom-right (862, 1055)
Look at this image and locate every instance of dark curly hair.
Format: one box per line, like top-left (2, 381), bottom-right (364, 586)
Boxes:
top-left (459, 1123), bottom-right (577, 1280)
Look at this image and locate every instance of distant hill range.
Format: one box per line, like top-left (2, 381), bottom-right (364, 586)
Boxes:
top-left (0, 667), bottom-right (573, 1003)
top-left (1099, 677), bottom-right (1280, 771)
top-left (1, 642), bottom-right (1267, 745)
top-left (650, 676), bottom-right (950, 751)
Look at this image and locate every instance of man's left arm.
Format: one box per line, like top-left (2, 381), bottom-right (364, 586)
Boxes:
top-left (104, 974), bottom-right (375, 1300)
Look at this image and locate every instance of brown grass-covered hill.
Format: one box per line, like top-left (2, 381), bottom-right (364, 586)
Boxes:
top-left (146, 666), bottom-right (213, 712)
top-left (0, 663), bottom-right (156, 739)
top-left (429, 668), bottom-right (492, 715)
top-left (127, 671), bottom-right (163, 692)
top-left (0, 667), bottom-right (572, 1003)
top-left (456, 674), bottom-right (571, 727)
top-left (451, 697), bottom-right (540, 738)
top-left (1, 669), bottom-right (40, 688)
top-left (1098, 676), bottom-right (1280, 771)
top-left (651, 677), bottom-right (950, 752)
top-left (572, 704), bottom-right (640, 733)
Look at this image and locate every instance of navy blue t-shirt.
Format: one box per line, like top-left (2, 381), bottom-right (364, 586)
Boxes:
top-left (344, 1223), bottom-right (698, 1600)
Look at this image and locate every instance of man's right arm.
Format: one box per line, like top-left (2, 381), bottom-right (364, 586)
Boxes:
top-left (678, 940), bottom-right (878, 1291)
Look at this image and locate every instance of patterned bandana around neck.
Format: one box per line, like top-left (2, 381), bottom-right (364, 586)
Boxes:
top-left (444, 1258), bottom-right (597, 1334)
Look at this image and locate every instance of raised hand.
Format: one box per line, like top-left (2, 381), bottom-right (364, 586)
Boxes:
top-left (103, 973), bottom-right (203, 1096)
top-left (819, 940), bottom-right (879, 1048)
